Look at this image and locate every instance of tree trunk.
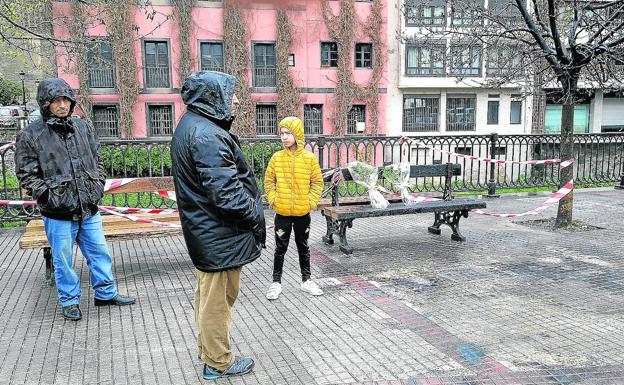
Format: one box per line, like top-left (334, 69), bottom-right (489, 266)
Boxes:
top-left (555, 81), bottom-right (576, 228)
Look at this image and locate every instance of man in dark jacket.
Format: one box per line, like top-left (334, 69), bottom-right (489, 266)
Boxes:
top-left (14, 78), bottom-right (135, 321)
top-left (171, 71), bottom-right (265, 380)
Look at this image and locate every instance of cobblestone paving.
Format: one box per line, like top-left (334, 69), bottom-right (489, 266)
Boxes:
top-left (0, 187), bottom-right (622, 385)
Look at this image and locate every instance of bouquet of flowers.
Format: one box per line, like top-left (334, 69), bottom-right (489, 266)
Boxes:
top-left (384, 162), bottom-right (419, 205)
top-left (347, 161), bottom-right (389, 208)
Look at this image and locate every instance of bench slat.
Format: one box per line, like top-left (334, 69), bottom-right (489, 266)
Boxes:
top-left (20, 213), bottom-right (181, 249)
top-left (322, 200), bottom-right (486, 220)
top-left (105, 176), bottom-right (174, 194)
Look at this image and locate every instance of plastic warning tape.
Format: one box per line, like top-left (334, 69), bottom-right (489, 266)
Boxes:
top-left (99, 206), bottom-right (182, 228)
top-left (471, 180), bottom-right (574, 218)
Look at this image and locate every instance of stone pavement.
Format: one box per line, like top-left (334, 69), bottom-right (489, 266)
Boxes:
top-left (0, 187), bottom-right (623, 385)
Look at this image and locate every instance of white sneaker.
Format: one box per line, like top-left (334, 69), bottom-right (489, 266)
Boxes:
top-left (266, 282), bottom-right (282, 300)
top-left (300, 280), bottom-right (323, 296)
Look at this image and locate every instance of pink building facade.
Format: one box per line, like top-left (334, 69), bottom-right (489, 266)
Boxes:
top-left (52, 1), bottom-right (388, 139)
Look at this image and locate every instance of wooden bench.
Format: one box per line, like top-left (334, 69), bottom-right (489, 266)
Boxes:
top-left (321, 163), bottom-right (486, 255)
top-left (19, 176), bottom-right (180, 285)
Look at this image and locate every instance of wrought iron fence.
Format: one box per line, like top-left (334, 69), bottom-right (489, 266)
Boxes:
top-left (1, 133), bottom-right (623, 221)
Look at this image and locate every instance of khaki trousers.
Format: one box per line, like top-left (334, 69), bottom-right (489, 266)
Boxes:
top-left (194, 267), bottom-right (241, 371)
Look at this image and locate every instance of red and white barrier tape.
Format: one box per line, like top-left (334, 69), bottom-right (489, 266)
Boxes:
top-left (99, 206), bottom-right (182, 228)
top-left (157, 190), bottom-right (176, 201)
top-left (104, 178), bottom-right (136, 193)
top-left (471, 180), bottom-right (574, 218)
top-left (0, 141), bottom-right (15, 152)
top-left (0, 199), bottom-right (36, 206)
top-left (399, 137), bottom-right (574, 167)
top-left (99, 205), bottom-right (178, 215)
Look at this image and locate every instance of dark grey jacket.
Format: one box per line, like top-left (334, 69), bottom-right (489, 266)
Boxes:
top-left (171, 71), bottom-right (265, 272)
top-left (14, 78), bottom-right (106, 221)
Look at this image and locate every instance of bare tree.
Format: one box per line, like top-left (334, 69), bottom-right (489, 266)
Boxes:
top-left (401, 0), bottom-right (624, 227)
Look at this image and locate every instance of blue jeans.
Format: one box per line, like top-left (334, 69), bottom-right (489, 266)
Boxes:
top-left (43, 212), bottom-right (117, 306)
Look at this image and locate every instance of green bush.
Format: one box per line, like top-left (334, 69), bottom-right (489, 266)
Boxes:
top-left (240, 143), bottom-right (281, 178)
top-left (100, 145), bottom-right (172, 177)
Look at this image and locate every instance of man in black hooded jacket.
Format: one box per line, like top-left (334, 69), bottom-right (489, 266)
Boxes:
top-left (14, 78), bottom-right (135, 321)
top-left (171, 71), bottom-right (265, 380)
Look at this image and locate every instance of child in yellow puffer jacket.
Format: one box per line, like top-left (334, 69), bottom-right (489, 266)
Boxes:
top-left (264, 116), bottom-right (324, 300)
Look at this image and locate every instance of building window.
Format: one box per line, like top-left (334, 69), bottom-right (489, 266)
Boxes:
top-left (487, 100), bottom-right (499, 124)
top-left (256, 105), bottom-right (277, 135)
top-left (304, 104), bottom-right (323, 135)
top-left (288, 54), bottom-right (295, 66)
top-left (405, 0), bottom-right (446, 26)
top-left (144, 41), bottom-right (171, 88)
top-left (253, 43), bottom-right (276, 87)
top-left (406, 45), bottom-right (446, 76)
top-left (510, 99), bottom-right (522, 124)
top-left (544, 105), bottom-right (590, 133)
top-left (450, 45), bottom-right (481, 76)
top-left (92, 105), bottom-right (119, 138)
top-left (454, 146), bottom-right (472, 155)
top-left (200, 42), bottom-right (224, 72)
top-left (87, 41), bottom-right (115, 88)
top-left (446, 95), bottom-right (476, 131)
top-left (347, 105), bottom-right (366, 134)
top-left (321, 42), bottom-right (338, 68)
top-left (403, 95), bottom-right (439, 132)
top-left (487, 46), bottom-right (521, 77)
top-left (488, 0), bottom-right (522, 25)
top-left (147, 104), bottom-right (174, 136)
top-left (355, 43), bottom-right (373, 68)
top-left (451, 0), bottom-right (482, 26)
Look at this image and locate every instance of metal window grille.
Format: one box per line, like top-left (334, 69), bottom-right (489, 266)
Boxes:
top-left (406, 45), bottom-right (446, 76)
top-left (450, 45), bottom-right (481, 76)
top-left (347, 105), bottom-right (365, 135)
top-left (403, 96), bottom-right (439, 132)
top-left (253, 43), bottom-right (276, 87)
top-left (405, 0), bottom-right (446, 26)
top-left (256, 105), bottom-right (277, 136)
top-left (446, 96), bottom-right (476, 131)
top-left (148, 105), bottom-right (174, 136)
top-left (355, 43), bottom-right (372, 68)
top-left (200, 42), bottom-right (224, 72)
top-left (87, 41), bottom-right (115, 88)
top-left (92, 105), bottom-right (119, 138)
top-left (144, 41), bottom-right (171, 88)
top-left (321, 42), bottom-right (338, 67)
top-left (304, 104), bottom-right (323, 135)
top-left (487, 100), bottom-right (499, 124)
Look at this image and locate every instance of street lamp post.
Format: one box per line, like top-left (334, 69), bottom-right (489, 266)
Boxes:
top-left (18, 71), bottom-right (26, 114)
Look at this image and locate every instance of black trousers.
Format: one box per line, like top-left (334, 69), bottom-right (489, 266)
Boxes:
top-left (272, 213), bottom-right (311, 283)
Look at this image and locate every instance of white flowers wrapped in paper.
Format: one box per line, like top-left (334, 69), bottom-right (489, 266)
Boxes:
top-left (382, 162), bottom-right (419, 205)
top-left (347, 161), bottom-right (389, 209)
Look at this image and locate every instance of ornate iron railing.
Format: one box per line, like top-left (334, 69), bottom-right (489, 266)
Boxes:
top-left (1, 133), bottom-right (623, 221)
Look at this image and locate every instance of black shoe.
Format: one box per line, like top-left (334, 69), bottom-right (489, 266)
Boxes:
top-left (94, 294), bottom-right (136, 307)
top-left (62, 304), bottom-right (82, 321)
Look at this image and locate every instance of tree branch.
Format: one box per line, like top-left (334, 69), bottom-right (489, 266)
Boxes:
top-left (547, 0), bottom-right (570, 64)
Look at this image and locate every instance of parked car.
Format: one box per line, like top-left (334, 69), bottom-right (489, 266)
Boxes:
top-left (0, 105), bottom-right (26, 129)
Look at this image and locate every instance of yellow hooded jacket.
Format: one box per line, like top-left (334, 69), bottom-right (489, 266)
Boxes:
top-left (264, 117), bottom-right (324, 216)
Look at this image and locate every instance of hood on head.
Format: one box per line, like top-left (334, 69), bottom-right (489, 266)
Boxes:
top-left (181, 71), bottom-right (237, 123)
top-left (36, 78), bottom-right (76, 120)
top-left (279, 116), bottom-right (305, 149)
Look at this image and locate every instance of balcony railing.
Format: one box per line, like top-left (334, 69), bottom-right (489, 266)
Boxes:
top-left (253, 67), bottom-right (276, 87)
top-left (2, 133), bottom-right (624, 221)
top-left (88, 67), bottom-right (115, 88)
top-left (145, 67), bottom-right (170, 88)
